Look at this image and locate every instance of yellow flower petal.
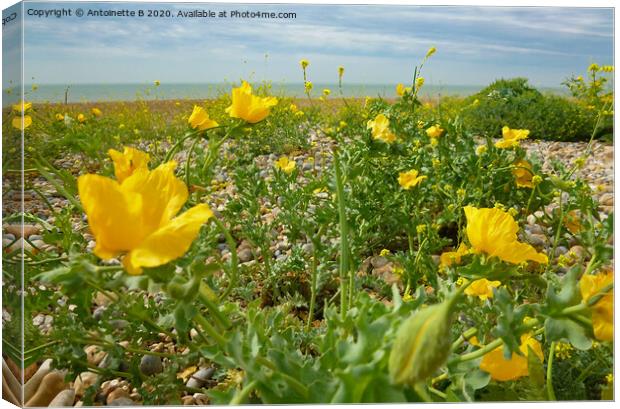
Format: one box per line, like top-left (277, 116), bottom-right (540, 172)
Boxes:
top-left (580, 270), bottom-right (613, 341)
top-left (12, 115), bottom-right (32, 130)
top-left (464, 206), bottom-right (547, 265)
top-left (188, 105), bottom-right (219, 131)
top-left (108, 147), bottom-right (150, 183)
top-left (225, 81), bottom-right (277, 123)
top-left (512, 159), bottom-right (534, 188)
top-left (464, 278), bottom-right (501, 300)
top-left (77, 174), bottom-right (147, 258)
top-left (367, 113), bottom-right (396, 143)
top-left (480, 334), bottom-right (543, 381)
top-left (120, 162), bottom-right (188, 233)
top-left (398, 169), bottom-right (427, 190)
top-left (495, 126), bottom-right (529, 149)
top-left (426, 125), bottom-right (444, 138)
top-left (12, 100), bottom-right (32, 113)
top-left (123, 204), bottom-right (213, 275)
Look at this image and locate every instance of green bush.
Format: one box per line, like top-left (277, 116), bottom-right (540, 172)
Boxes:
top-left (460, 78), bottom-right (599, 142)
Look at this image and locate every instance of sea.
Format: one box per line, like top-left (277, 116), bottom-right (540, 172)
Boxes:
top-left (3, 82), bottom-right (568, 105)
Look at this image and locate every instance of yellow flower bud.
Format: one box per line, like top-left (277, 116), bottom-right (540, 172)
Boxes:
top-left (389, 300), bottom-right (454, 385)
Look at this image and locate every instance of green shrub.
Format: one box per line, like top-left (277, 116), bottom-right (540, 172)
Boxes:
top-left (459, 78), bottom-right (599, 142)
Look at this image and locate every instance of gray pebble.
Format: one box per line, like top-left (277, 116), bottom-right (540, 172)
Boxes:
top-left (140, 355), bottom-right (163, 376)
top-left (186, 367), bottom-right (215, 389)
top-left (238, 248), bottom-right (254, 263)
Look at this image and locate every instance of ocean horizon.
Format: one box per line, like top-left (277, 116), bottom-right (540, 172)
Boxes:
top-left (4, 82), bottom-right (569, 105)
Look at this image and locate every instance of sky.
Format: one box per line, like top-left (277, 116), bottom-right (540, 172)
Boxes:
top-left (2, 1), bottom-right (615, 87)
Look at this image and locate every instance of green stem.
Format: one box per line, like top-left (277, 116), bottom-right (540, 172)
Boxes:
top-left (306, 249), bottom-right (318, 332)
top-left (185, 136), bottom-right (202, 188)
top-left (546, 342), bottom-right (557, 401)
top-left (230, 380), bottom-right (258, 405)
top-left (198, 282), bottom-right (231, 329)
top-left (212, 217), bottom-right (239, 301)
top-left (451, 327), bottom-right (478, 351)
top-left (193, 314), bottom-right (227, 347)
top-left (333, 151), bottom-right (350, 319)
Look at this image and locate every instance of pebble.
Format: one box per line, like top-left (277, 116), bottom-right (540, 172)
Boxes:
top-left (193, 393), bottom-right (209, 405)
top-left (370, 256), bottom-right (389, 269)
top-left (107, 388), bottom-right (131, 405)
top-left (182, 395), bottom-right (196, 405)
top-left (25, 371), bottom-right (67, 407)
top-left (139, 355), bottom-right (163, 376)
top-left (24, 359), bottom-right (53, 402)
top-left (108, 397), bottom-right (137, 406)
top-left (85, 345), bottom-right (107, 366)
top-left (48, 389), bottom-right (76, 407)
top-left (186, 367), bottom-right (215, 389)
top-left (238, 248), bottom-right (254, 263)
top-left (93, 306), bottom-right (106, 321)
top-left (73, 372), bottom-right (99, 396)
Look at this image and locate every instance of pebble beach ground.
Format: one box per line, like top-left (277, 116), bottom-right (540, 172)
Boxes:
top-left (1, 137), bottom-right (614, 406)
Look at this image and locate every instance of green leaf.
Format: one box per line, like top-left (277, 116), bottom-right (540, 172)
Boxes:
top-left (544, 317), bottom-right (592, 350)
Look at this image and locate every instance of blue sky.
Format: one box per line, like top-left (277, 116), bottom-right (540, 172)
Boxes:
top-left (4, 2), bottom-right (615, 87)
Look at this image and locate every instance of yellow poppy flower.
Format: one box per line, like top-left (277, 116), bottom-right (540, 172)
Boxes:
top-left (108, 147), bottom-right (151, 183)
top-left (77, 113), bottom-right (86, 123)
top-left (225, 81), bottom-right (277, 124)
top-left (91, 107), bottom-right (102, 117)
top-left (480, 333), bottom-right (543, 381)
top-left (495, 126), bottom-right (530, 149)
top-left (274, 156), bottom-right (296, 174)
top-left (463, 206), bottom-right (548, 265)
top-left (12, 100), bottom-right (32, 113)
top-left (426, 125), bottom-right (444, 138)
top-left (465, 278), bottom-right (501, 300)
top-left (188, 105), bottom-right (219, 131)
top-left (439, 243), bottom-right (469, 269)
top-left (512, 159), bottom-right (534, 188)
top-left (398, 169), bottom-right (427, 190)
top-left (12, 115), bottom-right (32, 130)
top-left (55, 113), bottom-right (65, 121)
top-left (580, 270), bottom-right (613, 341)
top-left (78, 154), bottom-right (213, 275)
top-left (367, 113), bottom-right (397, 143)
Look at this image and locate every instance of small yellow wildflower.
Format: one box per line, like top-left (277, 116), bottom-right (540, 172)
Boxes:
top-left (304, 81), bottom-right (313, 94)
top-left (416, 224), bottom-right (427, 234)
top-left (415, 77), bottom-right (425, 89)
top-left (588, 63), bottom-right (600, 72)
top-left (77, 113), bottom-right (86, 123)
top-left (512, 159), bottom-right (534, 188)
top-left (495, 126), bottom-right (530, 149)
top-left (338, 65), bottom-right (345, 78)
top-left (274, 156), bottom-right (296, 175)
top-left (188, 105), bottom-right (219, 131)
top-left (426, 46), bottom-right (437, 58)
top-left (429, 137), bottom-right (438, 147)
top-left (379, 249), bottom-right (391, 257)
top-left (322, 88), bottom-right (331, 96)
top-left (154, 80), bottom-right (161, 86)
top-left (606, 374), bottom-right (613, 384)
top-left (465, 279), bottom-right (501, 301)
top-left (300, 59), bottom-right (309, 69)
top-left (91, 107), bottom-right (103, 117)
top-left (226, 81), bottom-right (278, 124)
top-left (367, 113), bottom-right (397, 144)
top-left (475, 145), bottom-right (487, 156)
top-left (554, 342), bottom-right (574, 360)
top-left (426, 125), bottom-right (444, 138)
top-left (398, 169), bottom-right (427, 190)
top-left (532, 175), bottom-right (543, 186)
top-left (432, 158), bottom-right (441, 168)
top-left (55, 113), bottom-right (65, 121)
top-left (440, 243), bottom-right (469, 269)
